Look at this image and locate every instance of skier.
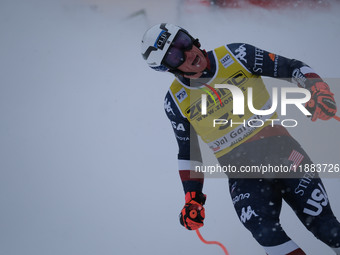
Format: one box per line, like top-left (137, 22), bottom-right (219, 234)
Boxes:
top-left (141, 23), bottom-right (339, 255)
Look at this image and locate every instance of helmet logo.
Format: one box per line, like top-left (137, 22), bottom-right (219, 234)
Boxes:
top-left (154, 31), bottom-right (170, 50)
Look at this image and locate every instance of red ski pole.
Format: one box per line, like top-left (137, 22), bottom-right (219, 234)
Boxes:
top-left (333, 115), bottom-right (340, 121)
top-left (196, 229), bottom-right (229, 255)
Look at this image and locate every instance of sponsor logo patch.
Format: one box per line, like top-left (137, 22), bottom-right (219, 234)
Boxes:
top-left (235, 44), bottom-right (247, 63)
top-left (268, 53), bottom-right (276, 62)
top-left (220, 54), bottom-right (234, 69)
top-left (176, 88), bottom-right (188, 103)
top-left (154, 31), bottom-right (170, 50)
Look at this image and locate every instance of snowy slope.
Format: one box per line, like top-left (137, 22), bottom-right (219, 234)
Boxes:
top-left (0, 0), bottom-right (339, 255)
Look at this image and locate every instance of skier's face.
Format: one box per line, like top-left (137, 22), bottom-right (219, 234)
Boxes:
top-left (177, 45), bottom-right (208, 79)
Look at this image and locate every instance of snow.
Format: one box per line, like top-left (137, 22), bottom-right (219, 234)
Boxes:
top-left (0, 0), bottom-right (339, 255)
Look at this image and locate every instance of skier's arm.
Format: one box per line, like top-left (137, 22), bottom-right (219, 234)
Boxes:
top-left (164, 92), bottom-right (206, 230)
top-left (227, 43), bottom-right (320, 85)
top-left (227, 43), bottom-right (337, 121)
top-left (164, 92), bottom-right (204, 194)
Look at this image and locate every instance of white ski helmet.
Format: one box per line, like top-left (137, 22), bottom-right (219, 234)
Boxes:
top-left (141, 23), bottom-right (199, 72)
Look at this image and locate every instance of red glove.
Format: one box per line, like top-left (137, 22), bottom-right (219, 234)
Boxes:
top-left (306, 82), bottom-right (337, 121)
top-left (179, 191), bottom-right (206, 230)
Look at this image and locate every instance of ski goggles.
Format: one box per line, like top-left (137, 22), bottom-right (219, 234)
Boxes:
top-left (162, 31), bottom-right (194, 69)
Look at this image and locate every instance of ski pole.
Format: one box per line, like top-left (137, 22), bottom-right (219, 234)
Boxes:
top-left (333, 115), bottom-right (340, 121)
top-left (196, 229), bottom-right (229, 255)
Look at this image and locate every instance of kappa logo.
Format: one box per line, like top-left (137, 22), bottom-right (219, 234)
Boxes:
top-left (240, 206), bottom-right (258, 223)
top-left (235, 44), bottom-right (247, 63)
top-left (303, 183), bottom-right (328, 216)
top-left (164, 98), bottom-right (175, 116)
top-left (175, 88), bottom-right (188, 103)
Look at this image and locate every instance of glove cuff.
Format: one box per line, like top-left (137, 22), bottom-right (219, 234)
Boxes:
top-left (310, 81), bottom-right (331, 94)
top-left (185, 191), bottom-right (206, 205)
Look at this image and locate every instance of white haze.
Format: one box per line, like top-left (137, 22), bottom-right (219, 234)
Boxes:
top-left (0, 0), bottom-right (340, 255)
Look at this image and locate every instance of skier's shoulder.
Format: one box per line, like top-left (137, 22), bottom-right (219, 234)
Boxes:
top-left (223, 43), bottom-right (259, 70)
top-left (164, 88), bottom-right (187, 121)
top-left (226, 42), bottom-right (257, 53)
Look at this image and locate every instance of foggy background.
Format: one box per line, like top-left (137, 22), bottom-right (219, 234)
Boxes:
top-left (0, 0), bottom-right (339, 254)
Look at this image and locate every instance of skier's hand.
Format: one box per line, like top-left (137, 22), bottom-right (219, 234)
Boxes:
top-left (179, 191), bottom-right (206, 230)
top-left (306, 82), bottom-right (337, 121)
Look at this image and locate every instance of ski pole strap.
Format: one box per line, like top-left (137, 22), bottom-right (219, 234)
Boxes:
top-left (195, 229), bottom-right (229, 255)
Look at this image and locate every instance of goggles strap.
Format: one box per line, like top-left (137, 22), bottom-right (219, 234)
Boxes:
top-left (193, 38), bottom-right (201, 48)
